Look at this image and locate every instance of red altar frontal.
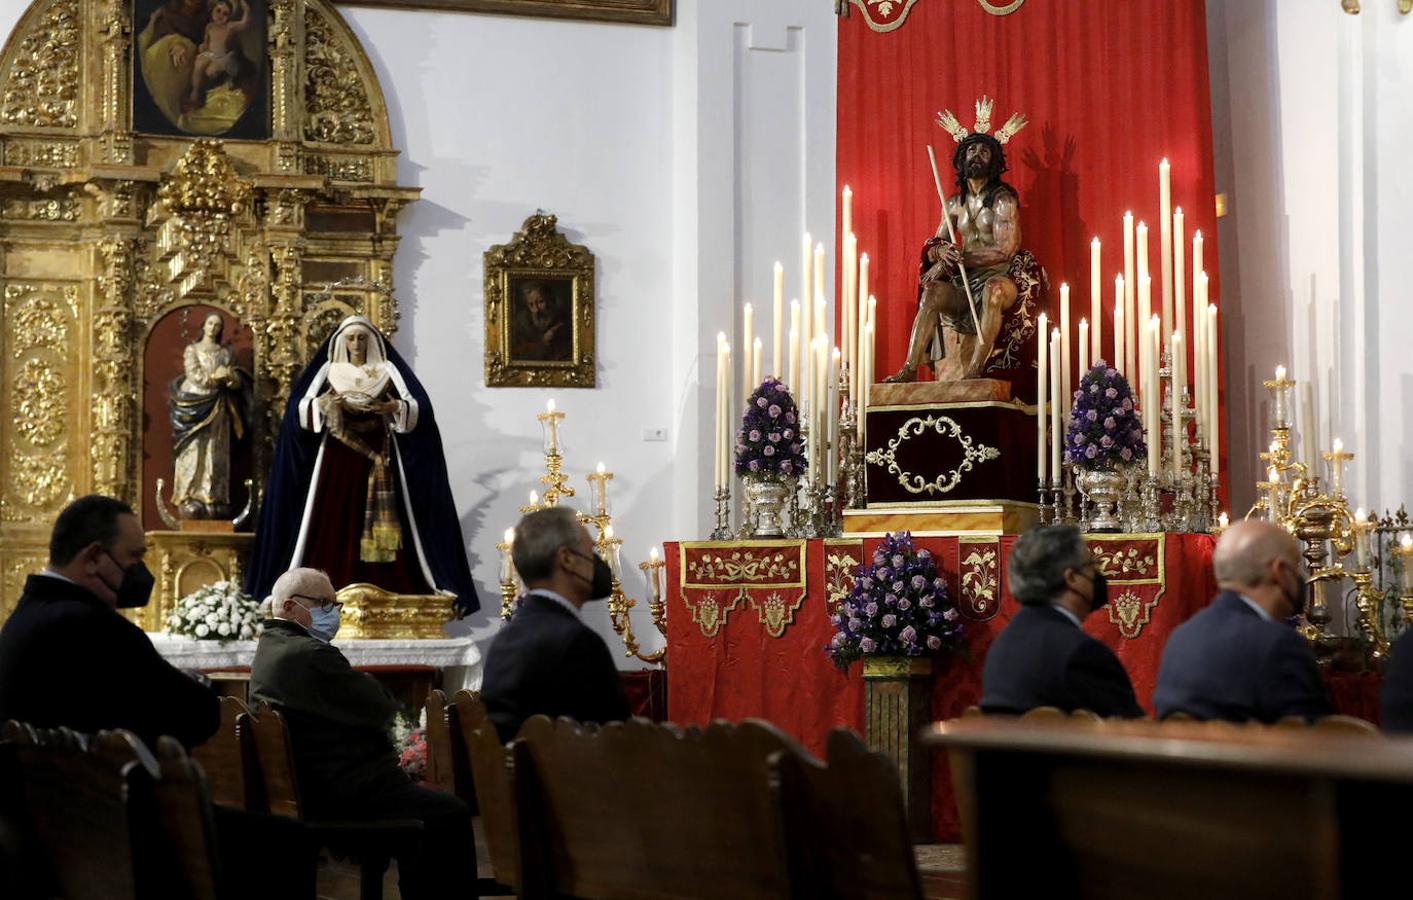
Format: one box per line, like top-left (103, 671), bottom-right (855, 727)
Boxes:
top-left (665, 532), bottom-right (1219, 841)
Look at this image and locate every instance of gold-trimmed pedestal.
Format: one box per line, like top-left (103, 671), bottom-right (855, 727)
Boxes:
top-left (843, 500), bottom-right (1039, 536)
top-left (335, 582), bottom-right (453, 640)
top-left (862, 654), bottom-right (934, 841)
top-left (131, 530), bottom-right (255, 633)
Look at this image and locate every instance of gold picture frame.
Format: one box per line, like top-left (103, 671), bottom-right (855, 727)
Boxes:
top-left (485, 213), bottom-right (596, 388)
top-left (334, 0), bottom-right (672, 26)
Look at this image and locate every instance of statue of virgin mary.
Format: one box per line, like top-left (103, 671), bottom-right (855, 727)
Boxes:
top-left (244, 316), bottom-right (479, 615)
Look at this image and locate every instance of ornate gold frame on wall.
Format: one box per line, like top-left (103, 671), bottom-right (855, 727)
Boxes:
top-left (484, 213), bottom-right (596, 388)
top-left (0, 0), bottom-right (418, 624)
top-left (336, 0), bottom-right (672, 26)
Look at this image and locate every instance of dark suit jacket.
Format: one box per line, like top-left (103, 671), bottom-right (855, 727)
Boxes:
top-left (1153, 591), bottom-right (1332, 722)
top-left (980, 604), bottom-right (1144, 717)
top-left (0, 574), bottom-right (218, 749)
top-left (481, 592), bottom-right (630, 742)
top-left (250, 618), bottom-right (408, 805)
top-left (1382, 629), bottom-right (1413, 732)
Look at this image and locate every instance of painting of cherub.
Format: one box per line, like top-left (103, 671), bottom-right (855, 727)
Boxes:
top-left (132, 0), bottom-right (269, 138)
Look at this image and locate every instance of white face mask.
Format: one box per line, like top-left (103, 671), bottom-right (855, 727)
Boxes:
top-left (308, 604), bottom-right (341, 642)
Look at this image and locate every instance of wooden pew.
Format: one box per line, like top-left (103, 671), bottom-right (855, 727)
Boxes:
top-left (244, 702), bottom-right (422, 900)
top-left (771, 728), bottom-right (925, 900)
top-left (928, 717), bottom-right (1413, 900)
top-left (512, 715), bottom-right (803, 900)
top-left (452, 690), bottom-right (518, 892)
top-left (1, 721), bottom-right (222, 900)
top-left (191, 696), bottom-right (254, 810)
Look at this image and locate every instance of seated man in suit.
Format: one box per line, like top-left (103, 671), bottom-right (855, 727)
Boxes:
top-left (0, 494), bottom-right (218, 748)
top-left (250, 567), bottom-right (476, 899)
top-left (980, 524), bottom-right (1143, 717)
top-left (482, 506), bottom-right (631, 742)
top-left (1153, 519), bottom-right (1332, 722)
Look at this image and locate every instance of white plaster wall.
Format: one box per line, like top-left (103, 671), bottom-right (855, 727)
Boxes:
top-left (1208, 0), bottom-right (1413, 517)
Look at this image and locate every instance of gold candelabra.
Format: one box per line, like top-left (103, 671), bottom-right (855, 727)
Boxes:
top-left (499, 403), bottom-right (667, 662)
top-left (1256, 371), bottom-right (1404, 661)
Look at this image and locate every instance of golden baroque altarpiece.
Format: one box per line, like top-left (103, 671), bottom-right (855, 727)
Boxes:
top-left (0, 0), bottom-right (418, 628)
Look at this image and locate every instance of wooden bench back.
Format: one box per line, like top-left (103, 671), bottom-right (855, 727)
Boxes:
top-left (190, 696), bottom-right (252, 809)
top-left (452, 690), bottom-right (517, 886)
top-left (2, 722), bottom-right (148, 900)
top-left (771, 728), bottom-right (924, 900)
top-left (151, 735), bottom-right (223, 900)
top-left (2, 722), bottom-right (222, 900)
top-left (245, 701), bottom-right (305, 820)
top-left (423, 688), bottom-right (459, 795)
top-left (930, 717), bottom-right (1413, 900)
top-left (513, 715), bottom-right (802, 900)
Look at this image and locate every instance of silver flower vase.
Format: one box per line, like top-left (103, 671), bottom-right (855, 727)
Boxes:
top-left (1075, 466), bottom-right (1128, 532)
top-left (742, 475), bottom-right (792, 537)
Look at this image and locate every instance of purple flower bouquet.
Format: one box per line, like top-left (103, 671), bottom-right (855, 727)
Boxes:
top-left (1065, 359), bottom-right (1147, 470)
top-left (825, 531), bottom-right (964, 669)
top-left (735, 376), bottom-right (807, 479)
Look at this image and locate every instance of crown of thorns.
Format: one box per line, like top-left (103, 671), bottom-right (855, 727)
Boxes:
top-left (935, 96), bottom-right (1028, 145)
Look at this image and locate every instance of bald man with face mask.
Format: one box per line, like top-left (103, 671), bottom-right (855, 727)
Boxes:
top-left (1153, 520), bottom-right (1332, 723)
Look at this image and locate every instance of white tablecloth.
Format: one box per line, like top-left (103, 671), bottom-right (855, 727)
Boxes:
top-left (146, 633), bottom-right (483, 692)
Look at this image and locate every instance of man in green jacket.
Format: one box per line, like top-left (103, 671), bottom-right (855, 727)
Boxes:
top-left (251, 567), bottom-right (476, 898)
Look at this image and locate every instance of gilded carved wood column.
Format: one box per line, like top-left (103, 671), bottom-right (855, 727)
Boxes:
top-left (93, 236), bottom-right (137, 503)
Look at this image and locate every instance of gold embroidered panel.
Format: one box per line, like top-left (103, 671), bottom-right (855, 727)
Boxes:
top-left (677, 540), bottom-right (808, 639)
top-left (0, 0), bottom-right (418, 621)
top-left (1086, 533), bottom-right (1165, 639)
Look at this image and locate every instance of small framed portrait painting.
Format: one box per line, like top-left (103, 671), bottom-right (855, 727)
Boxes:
top-left (484, 214), bottom-right (596, 388)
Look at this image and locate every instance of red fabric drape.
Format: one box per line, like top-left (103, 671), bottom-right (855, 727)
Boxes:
top-left (837, 0), bottom-right (1225, 478)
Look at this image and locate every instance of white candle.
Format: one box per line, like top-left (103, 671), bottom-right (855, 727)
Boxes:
top-left (1114, 300), bottom-right (1124, 379)
top-left (543, 399), bottom-right (559, 455)
top-left (1059, 282), bottom-right (1072, 422)
top-left (856, 253), bottom-right (870, 401)
top-left (1273, 365), bottom-right (1288, 427)
top-left (772, 261), bottom-right (783, 379)
top-left (1174, 207), bottom-right (1186, 374)
top-left (742, 302), bottom-right (754, 393)
top-left (501, 528), bottom-right (515, 582)
top-left (715, 335), bottom-right (725, 488)
top-left (1123, 212), bottom-right (1136, 383)
top-left (1194, 282), bottom-right (1206, 444)
top-left (752, 338), bottom-right (762, 393)
top-left (1078, 319), bottom-right (1090, 379)
top-left (801, 233), bottom-right (813, 322)
top-left (1301, 382), bottom-right (1317, 471)
top-left (828, 346), bottom-right (841, 483)
top-left (843, 232), bottom-right (857, 381)
top-left (1148, 317), bottom-right (1161, 478)
top-left (816, 338), bottom-right (829, 482)
top-left (529, 489), bottom-right (539, 508)
top-left (1037, 311), bottom-right (1049, 485)
top-left (842, 185), bottom-right (853, 250)
top-left (1354, 509), bottom-right (1372, 569)
top-left (1207, 304), bottom-right (1219, 476)
top-left (1050, 330), bottom-right (1063, 481)
top-left (1171, 331), bottom-right (1185, 479)
top-left (1331, 437), bottom-right (1345, 495)
top-left (813, 243), bottom-right (826, 307)
top-left (789, 300), bottom-right (802, 390)
top-left (1159, 158), bottom-right (1173, 344)
top-left (1192, 231), bottom-right (1204, 313)
top-left (1090, 237), bottom-right (1102, 361)
top-left (800, 287), bottom-right (813, 414)
top-left (814, 291), bottom-right (827, 341)
top-left (1139, 274), bottom-right (1152, 408)
top-left (594, 461), bottom-right (610, 515)
top-left (1137, 222), bottom-right (1150, 330)
top-left (722, 342), bottom-right (733, 482)
top-left (859, 317), bottom-right (870, 418)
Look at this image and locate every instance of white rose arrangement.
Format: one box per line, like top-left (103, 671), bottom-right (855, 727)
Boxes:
top-left (166, 580), bottom-right (262, 641)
